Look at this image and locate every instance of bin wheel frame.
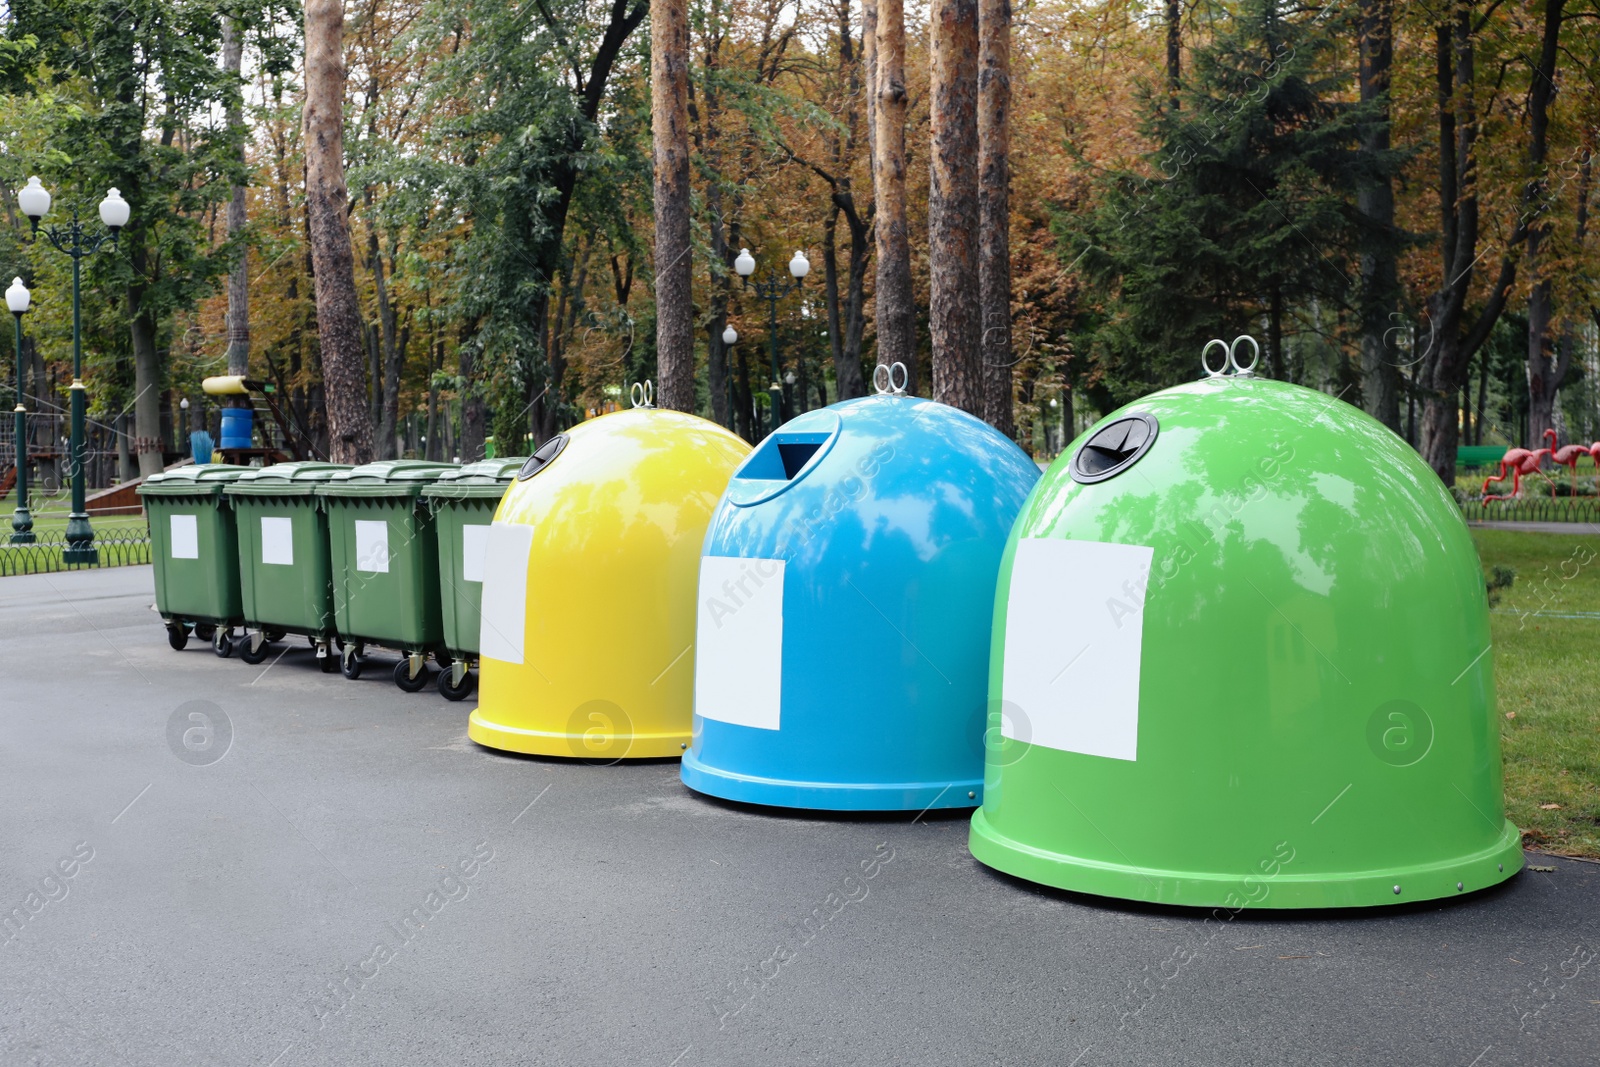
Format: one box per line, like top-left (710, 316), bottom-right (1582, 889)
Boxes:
top-left (239, 632), bottom-right (273, 665)
top-left (340, 644), bottom-right (364, 680)
top-left (317, 639), bottom-right (339, 673)
top-left (166, 623), bottom-right (189, 651)
top-left (438, 663), bottom-right (474, 701)
top-left (212, 628), bottom-right (234, 658)
top-left (394, 655), bottom-right (430, 693)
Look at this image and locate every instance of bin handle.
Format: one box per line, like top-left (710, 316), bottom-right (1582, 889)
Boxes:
top-left (872, 361), bottom-right (909, 396)
top-left (630, 380), bottom-right (655, 409)
top-left (1200, 335), bottom-right (1260, 379)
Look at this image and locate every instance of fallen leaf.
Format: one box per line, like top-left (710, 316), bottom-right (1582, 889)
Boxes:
top-left (1278, 955), bottom-right (1311, 959)
top-left (1541, 803), bottom-right (1562, 810)
top-left (1505, 712), bottom-right (1517, 720)
top-left (1234, 945), bottom-right (1263, 951)
top-left (1530, 865), bottom-right (1557, 872)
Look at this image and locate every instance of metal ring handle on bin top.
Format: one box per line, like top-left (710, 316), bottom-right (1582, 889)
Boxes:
top-left (1201, 339), bottom-right (1230, 378)
top-left (630, 380), bottom-right (654, 409)
top-left (1228, 335), bottom-right (1260, 376)
top-left (872, 361), bottom-right (909, 396)
top-left (1201, 335), bottom-right (1261, 378)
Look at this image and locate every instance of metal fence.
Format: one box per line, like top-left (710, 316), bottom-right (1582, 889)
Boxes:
top-left (1459, 499), bottom-right (1600, 525)
top-left (0, 523), bottom-right (152, 577)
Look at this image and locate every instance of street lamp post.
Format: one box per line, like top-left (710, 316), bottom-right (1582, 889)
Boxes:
top-left (17, 177), bottom-right (131, 564)
top-left (720, 324), bottom-right (738, 433)
top-left (733, 248), bottom-right (810, 435)
top-left (7, 277), bottom-right (33, 543)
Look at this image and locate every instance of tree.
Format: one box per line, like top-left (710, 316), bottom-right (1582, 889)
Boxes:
top-left (929, 0), bottom-right (982, 414)
top-left (1522, 0), bottom-right (1572, 449)
top-left (873, 0), bottom-right (916, 385)
top-left (304, 0), bottom-right (374, 464)
top-left (1355, 0), bottom-right (1400, 431)
top-left (653, 0), bottom-right (695, 411)
top-left (222, 13), bottom-right (250, 385)
top-left (978, 0), bottom-right (1014, 434)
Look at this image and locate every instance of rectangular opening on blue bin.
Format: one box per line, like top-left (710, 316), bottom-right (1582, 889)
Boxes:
top-left (737, 431), bottom-right (833, 482)
top-left (778, 442), bottom-right (822, 479)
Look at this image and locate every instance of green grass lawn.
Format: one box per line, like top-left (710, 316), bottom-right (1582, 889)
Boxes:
top-left (1473, 528), bottom-right (1600, 858)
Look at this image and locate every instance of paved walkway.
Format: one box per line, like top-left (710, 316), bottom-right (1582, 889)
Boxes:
top-left (1, 566), bottom-right (1596, 1066)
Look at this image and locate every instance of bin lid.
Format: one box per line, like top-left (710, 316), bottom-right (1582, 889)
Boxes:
top-left (137, 463), bottom-right (254, 497)
top-left (223, 461), bottom-right (352, 497)
top-left (316, 460), bottom-right (458, 499)
top-left (420, 458), bottom-right (526, 500)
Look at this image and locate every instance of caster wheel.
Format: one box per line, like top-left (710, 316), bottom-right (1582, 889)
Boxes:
top-left (395, 658), bottom-right (431, 693)
top-left (265, 629), bottom-right (286, 644)
top-left (166, 624), bottom-right (189, 651)
top-left (239, 633), bottom-right (273, 665)
top-left (318, 644), bottom-right (339, 673)
top-left (434, 650), bottom-right (453, 669)
top-left (340, 648), bottom-right (364, 680)
top-left (213, 629), bottom-right (234, 658)
top-left (193, 623), bottom-right (216, 642)
top-left (438, 667), bottom-right (475, 702)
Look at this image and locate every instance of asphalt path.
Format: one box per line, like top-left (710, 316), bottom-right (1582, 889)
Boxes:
top-left (1, 565), bottom-right (1595, 1066)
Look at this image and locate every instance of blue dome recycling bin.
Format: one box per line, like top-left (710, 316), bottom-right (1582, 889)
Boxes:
top-left (682, 383), bottom-right (1040, 811)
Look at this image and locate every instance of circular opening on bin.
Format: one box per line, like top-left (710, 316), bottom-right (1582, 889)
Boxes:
top-left (518, 434), bottom-right (569, 480)
top-left (1070, 413), bottom-right (1159, 484)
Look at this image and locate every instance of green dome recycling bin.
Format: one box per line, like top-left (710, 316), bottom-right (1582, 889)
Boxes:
top-left (970, 354), bottom-right (1522, 909)
top-left (317, 460), bottom-right (457, 691)
top-left (138, 464), bottom-right (254, 655)
top-left (419, 458), bottom-right (525, 701)
top-left (225, 462), bottom-right (351, 668)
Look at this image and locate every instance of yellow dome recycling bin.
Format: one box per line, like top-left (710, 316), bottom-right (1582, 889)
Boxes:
top-left (420, 458), bottom-right (525, 701)
top-left (471, 406), bottom-right (750, 759)
top-left (138, 464), bottom-right (254, 655)
top-left (682, 385), bottom-right (1040, 810)
top-left (317, 460), bottom-right (458, 691)
top-left (225, 462), bottom-right (351, 670)
top-left (970, 345), bottom-right (1522, 908)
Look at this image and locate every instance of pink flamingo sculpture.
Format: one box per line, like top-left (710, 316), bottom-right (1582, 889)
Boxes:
top-left (1483, 447), bottom-right (1536, 501)
top-left (1545, 429), bottom-right (1590, 497)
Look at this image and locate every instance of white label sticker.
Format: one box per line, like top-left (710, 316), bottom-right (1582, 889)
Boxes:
top-left (461, 523), bottom-right (490, 583)
top-left (695, 556), bottom-right (785, 731)
top-left (260, 517), bottom-right (294, 565)
top-left (354, 520), bottom-right (390, 574)
top-left (479, 523), bottom-right (535, 665)
top-left (1001, 538), bottom-right (1154, 762)
top-left (169, 514), bottom-right (199, 560)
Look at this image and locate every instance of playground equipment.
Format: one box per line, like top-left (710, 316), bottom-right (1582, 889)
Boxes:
top-left (682, 363), bottom-right (1040, 811)
top-left (470, 385), bottom-right (750, 759)
top-left (969, 336), bottom-right (1521, 908)
top-left (201, 375), bottom-right (314, 465)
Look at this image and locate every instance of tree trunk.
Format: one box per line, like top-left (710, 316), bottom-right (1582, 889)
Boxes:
top-left (863, 0), bottom-right (879, 177)
top-left (652, 0), bottom-right (695, 411)
top-left (1164, 0), bottom-right (1181, 103)
top-left (1522, 0), bottom-right (1569, 448)
top-left (929, 0), bottom-right (982, 415)
top-left (978, 0), bottom-right (1013, 435)
top-left (304, 0), bottom-right (374, 465)
top-left (1357, 0), bottom-right (1400, 431)
top-left (873, 0), bottom-right (916, 386)
top-left (222, 15), bottom-right (250, 387)
top-left (458, 321), bottom-right (487, 462)
top-left (131, 308), bottom-right (164, 476)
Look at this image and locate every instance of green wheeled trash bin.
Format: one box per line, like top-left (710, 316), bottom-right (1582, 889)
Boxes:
top-left (316, 461), bottom-right (457, 692)
top-left (418, 458), bottom-right (524, 701)
top-left (138, 464), bottom-right (254, 656)
top-left (223, 462), bottom-right (351, 670)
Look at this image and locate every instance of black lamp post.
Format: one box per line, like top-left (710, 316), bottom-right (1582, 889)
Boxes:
top-left (733, 247), bottom-right (810, 436)
top-left (17, 176), bottom-right (131, 564)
